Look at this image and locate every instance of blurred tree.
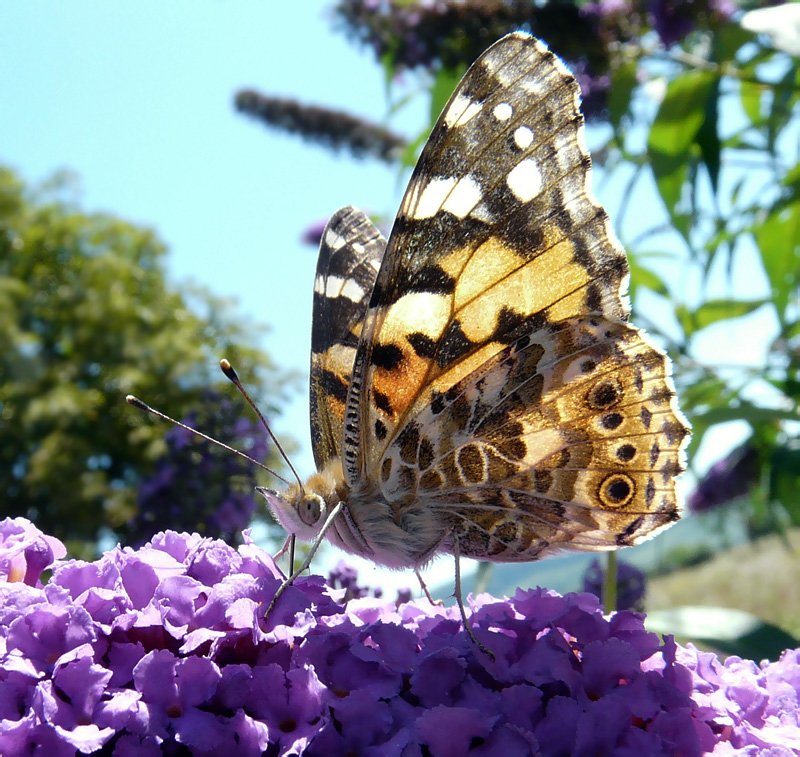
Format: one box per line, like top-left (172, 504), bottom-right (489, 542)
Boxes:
top-left (0, 167), bottom-right (298, 557)
top-left (127, 389), bottom-right (271, 549)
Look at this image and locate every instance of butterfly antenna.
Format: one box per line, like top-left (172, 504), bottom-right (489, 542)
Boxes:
top-left (219, 359), bottom-right (303, 488)
top-left (125, 394), bottom-right (292, 487)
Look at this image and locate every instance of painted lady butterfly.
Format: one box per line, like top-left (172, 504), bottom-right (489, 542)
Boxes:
top-left (259, 32), bottom-right (690, 604)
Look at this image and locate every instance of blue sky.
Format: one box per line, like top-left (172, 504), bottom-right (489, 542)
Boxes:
top-left (3, 3), bottom-right (776, 592)
top-left (1, 1), bottom-right (410, 469)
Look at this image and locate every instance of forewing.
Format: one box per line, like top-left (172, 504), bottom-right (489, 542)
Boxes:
top-left (378, 316), bottom-right (691, 560)
top-left (344, 32), bottom-right (632, 484)
top-left (310, 206), bottom-right (384, 469)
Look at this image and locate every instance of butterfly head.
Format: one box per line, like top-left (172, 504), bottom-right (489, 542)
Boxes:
top-left (257, 485), bottom-right (327, 541)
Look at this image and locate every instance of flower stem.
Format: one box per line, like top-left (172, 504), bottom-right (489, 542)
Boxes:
top-left (603, 552), bottom-right (618, 613)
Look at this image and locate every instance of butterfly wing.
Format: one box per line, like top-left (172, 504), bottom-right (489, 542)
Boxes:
top-left (344, 32), bottom-right (631, 483)
top-left (378, 315), bottom-right (689, 559)
top-left (340, 32), bottom-right (688, 561)
top-left (309, 206), bottom-right (385, 469)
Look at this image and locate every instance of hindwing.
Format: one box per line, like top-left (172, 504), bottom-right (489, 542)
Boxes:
top-left (378, 316), bottom-right (689, 558)
top-left (310, 207), bottom-right (384, 469)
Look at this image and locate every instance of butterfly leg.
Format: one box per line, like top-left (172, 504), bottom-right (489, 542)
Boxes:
top-left (415, 569), bottom-right (444, 606)
top-left (265, 501), bottom-right (345, 618)
top-left (453, 536), bottom-right (494, 660)
top-left (272, 533), bottom-right (295, 563)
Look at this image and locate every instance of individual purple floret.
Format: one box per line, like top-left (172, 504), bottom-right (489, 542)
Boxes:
top-left (0, 517), bottom-right (66, 586)
top-left (2, 518), bottom-right (799, 755)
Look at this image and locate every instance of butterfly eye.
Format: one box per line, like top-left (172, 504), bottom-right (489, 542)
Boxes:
top-left (298, 494), bottom-right (322, 526)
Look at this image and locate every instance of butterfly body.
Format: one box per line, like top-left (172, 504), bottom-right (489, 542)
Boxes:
top-left (263, 460), bottom-right (454, 570)
top-left (261, 32), bottom-right (690, 576)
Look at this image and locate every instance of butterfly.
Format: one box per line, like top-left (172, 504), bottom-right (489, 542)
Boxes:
top-left (259, 31), bottom-right (690, 614)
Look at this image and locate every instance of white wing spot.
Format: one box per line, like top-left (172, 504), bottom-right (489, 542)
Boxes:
top-left (414, 177), bottom-right (456, 219)
top-left (352, 242), bottom-right (365, 254)
top-left (520, 75), bottom-right (545, 95)
top-left (483, 53), bottom-right (515, 86)
top-left (444, 93), bottom-right (482, 128)
top-left (514, 126), bottom-right (534, 150)
top-left (324, 229), bottom-right (346, 250)
top-left (469, 203), bottom-right (494, 223)
top-left (325, 275), bottom-right (365, 303)
top-left (507, 159), bottom-right (543, 202)
top-left (381, 292), bottom-right (450, 341)
top-left (413, 175), bottom-right (484, 219)
top-left (493, 102), bottom-right (513, 121)
top-left (414, 176), bottom-right (483, 220)
top-left (340, 278), bottom-right (366, 303)
top-left (324, 275), bottom-right (345, 297)
top-left (443, 176), bottom-right (483, 218)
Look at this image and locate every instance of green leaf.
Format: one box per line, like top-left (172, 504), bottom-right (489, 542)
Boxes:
top-left (608, 60), bottom-right (638, 133)
top-left (399, 130), bottom-right (428, 171)
top-left (725, 134), bottom-right (767, 152)
top-left (676, 298), bottom-right (770, 335)
top-left (692, 403), bottom-right (800, 428)
top-left (627, 255), bottom-right (669, 297)
top-left (680, 372), bottom-right (729, 404)
top-left (767, 63), bottom-right (800, 154)
top-left (646, 606), bottom-right (800, 660)
top-left (784, 162), bottom-right (800, 194)
top-left (769, 446), bottom-right (800, 516)
top-left (648, 70), bottom-right (717, 214)
top-left (650, 156), bottom-right (689, 221)
top-left (740, 78), bottom-right (764, 127)
top-left (380, 50), bottom-right (399, 94)
top-left (429, 65), bottom-right (465, 128)
top-left (755, 199), bottom-right (800, 324)
top-left (696, 76), bottom-right (721, 193)
top-left (716, 20), bottom-right (758, 62)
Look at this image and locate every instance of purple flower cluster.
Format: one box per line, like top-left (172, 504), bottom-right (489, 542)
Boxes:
top-left (333, 0), bottom-right (618, 118)
top-left (649, 0), bottom-right (736, 48)
top-left (234, 90), bottom-right (408, 164)
top-left (327, 559), bottom-right (386, 601)
top-left (688, 441), bottom-right (760, 515)
top-left (2, 517), bottom-right (800, 755)
top-left (332, 1), bottom-right (737, 120)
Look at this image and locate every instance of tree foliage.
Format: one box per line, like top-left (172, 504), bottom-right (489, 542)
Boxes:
top-left (0, 168), bottom-right (297, 557)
